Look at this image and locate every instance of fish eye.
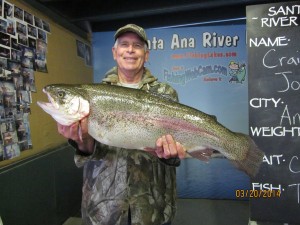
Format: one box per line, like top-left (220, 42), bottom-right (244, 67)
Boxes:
top-left (57, 91), bottom-right (65, 98)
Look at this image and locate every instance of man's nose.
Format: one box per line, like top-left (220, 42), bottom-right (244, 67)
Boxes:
top-left (126, 44), bottom-right (134, 52)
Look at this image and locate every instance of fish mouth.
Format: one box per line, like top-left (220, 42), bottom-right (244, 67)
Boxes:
top-left (40, 88), bottom-right (82, 115)
top-left (43, 88), bottom-right (59, 110)
top-left (36, 88), bottom-right (61, 115)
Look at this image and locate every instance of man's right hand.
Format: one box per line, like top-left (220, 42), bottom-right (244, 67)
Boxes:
top-left (57, 117), bottom-right (95, 154)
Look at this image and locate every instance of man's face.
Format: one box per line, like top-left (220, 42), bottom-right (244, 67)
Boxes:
top-left (112, 32), bottom-right (149, 76)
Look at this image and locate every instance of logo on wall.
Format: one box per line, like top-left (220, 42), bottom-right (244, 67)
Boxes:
top-left (228, 61), bottom-right (246, 84)
top-left (163, 61), bottom-right (247, 86)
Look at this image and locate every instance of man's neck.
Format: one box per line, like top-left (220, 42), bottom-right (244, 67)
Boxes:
top-left (118, 68), bottom-right (143, 84)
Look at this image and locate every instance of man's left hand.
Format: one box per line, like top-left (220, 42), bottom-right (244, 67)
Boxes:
top-left (155, 134), bottom-right (186, 159)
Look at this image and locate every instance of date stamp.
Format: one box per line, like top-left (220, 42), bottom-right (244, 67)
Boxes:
top-left (236, 189), bottom-right (281, 198)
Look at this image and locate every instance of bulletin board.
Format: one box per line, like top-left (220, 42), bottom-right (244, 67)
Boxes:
top-left (0, 0), bottom-right (93, 167)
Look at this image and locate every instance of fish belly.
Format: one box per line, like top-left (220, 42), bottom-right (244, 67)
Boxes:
top-left (88, 109), bottom-right (217, 153)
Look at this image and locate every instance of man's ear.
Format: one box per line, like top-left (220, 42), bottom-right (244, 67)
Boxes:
top-left (145, 50), bottom-right (149, 62)
top-left (112, 47), bottom-right (117, 60)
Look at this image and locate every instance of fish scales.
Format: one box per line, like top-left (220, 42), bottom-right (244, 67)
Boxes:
top-left (37, 84), bottom-right (264, 177)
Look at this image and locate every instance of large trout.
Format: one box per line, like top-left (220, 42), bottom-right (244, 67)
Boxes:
top-left (37, 84), bottom-right (264, 177)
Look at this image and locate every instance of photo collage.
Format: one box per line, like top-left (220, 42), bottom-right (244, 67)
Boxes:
top-left (0, 0), bottom-right (50, 161)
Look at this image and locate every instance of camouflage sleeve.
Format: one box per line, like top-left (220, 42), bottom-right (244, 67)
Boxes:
top-left (161, 83), bottom-right (179, 102)
top-left (147, 81), bottom-right (179, 102)
top-left (69, 139), bottom-right (109, 168)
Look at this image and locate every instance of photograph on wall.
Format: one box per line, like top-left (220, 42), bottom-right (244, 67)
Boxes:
top-left (3, 1), bottom-right (13, 19)
top-left (7, 59), bottom-right (21, 73)
top-left (85, 44), bottom-right (92, 67)
top-left (3, 143), bottom-right (20, 159)
top-left (16, 21), bottom-right (27, 36)
top-left (35, 58), bottom-right (47, 72)
top-left (3, 91), bottom-right (15, 108)
top-left (22, 68), bottom-right (35, 92)
top-left (37, 28), bottom-right (46, 42)
top-left (27, 24), bottom-right (36, 38)
top-left (0, 19), bottom-right (6, 33)
top-left (28, 37), bottom-right (36, 48)
top-left (11, 48), bottom-right (22, 61)
top-left (76, 39), bottom-right (92, 67)
top-left (22, 47), bottom-right (35, 68)
top-left (0, 32), bottom-right (10, 47)
top-left (14, 6), bottom-right (23, 21)
top-left (18, 33), bottom-right (27, 46)
top-left (0, 0), bottom-right (3, 18)
top-left (24, 11), bottom-right (33, 25)
top-left (34, 16), bottom-right (42, 29)
top-left (13, 72), bottom-right (22, 89)
top-left (76, 40), bottom-right (85, 58)
top-left (36, 39), bottom-right (46, 55)
top-left (6, 18), bottom-right (16, 35)
top-left (11, 37), bottom-right (21, 50)
top-left (0, 46), bottom-right (10, 59)
top-left (42, 20), bottom-right (50, 33)
top-left (0, 106), bottom-right (3, 116)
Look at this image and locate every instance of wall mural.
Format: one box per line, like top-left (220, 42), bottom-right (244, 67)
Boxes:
top-left (0, 0), bottom-right (50, 161)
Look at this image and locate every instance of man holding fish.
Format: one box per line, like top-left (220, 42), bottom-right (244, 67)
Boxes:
top-left (57, 24), bottom-right (186, 225)
top-left (38, 23), bottom-right (263, 225)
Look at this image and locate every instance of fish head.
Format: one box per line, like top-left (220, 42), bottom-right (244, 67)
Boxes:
top-left (37, 84), bottom-right (89, 126)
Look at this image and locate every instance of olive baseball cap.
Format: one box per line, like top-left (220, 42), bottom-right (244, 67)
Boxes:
top-left (114, 24), bottom-right (148, 46)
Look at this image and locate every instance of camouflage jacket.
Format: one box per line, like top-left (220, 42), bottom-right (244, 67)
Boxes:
top-left (73, 67), bottom-right (180, 225)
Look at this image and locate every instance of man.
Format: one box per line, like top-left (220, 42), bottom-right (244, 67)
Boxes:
top-left (57, 24), bottom-right (185, 225)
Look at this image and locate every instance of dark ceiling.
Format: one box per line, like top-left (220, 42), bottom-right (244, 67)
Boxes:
top-left (22, 0), bottom-right (295, 38)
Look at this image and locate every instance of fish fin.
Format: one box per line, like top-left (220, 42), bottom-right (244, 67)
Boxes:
top-left (144, 147), bottom-right (158, 157)
top-left (186, 148), bottom-right (214, 162)
top-left (144, 147), bottom-right (156, 152)
top-left (78, 123), bottom-right (83, 143)
top-left (209, 114), bottom-right (218, 122)
top-left (211, 150), bottom-right (226, 158)
top-left (230, 137), bottom-right (264, 178)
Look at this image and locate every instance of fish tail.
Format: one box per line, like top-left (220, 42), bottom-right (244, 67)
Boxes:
top-left (231, 136), bottom-right (264, 178)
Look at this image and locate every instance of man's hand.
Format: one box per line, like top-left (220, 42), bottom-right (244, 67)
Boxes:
top-left (155, 134), bottom-right (186, 159)
top-left (57, 117), bottom-right (94, 154)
